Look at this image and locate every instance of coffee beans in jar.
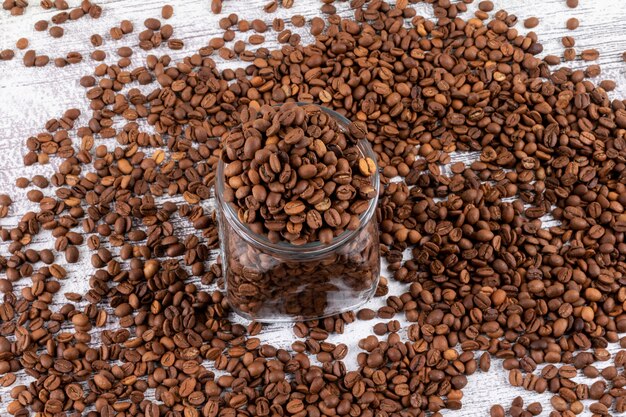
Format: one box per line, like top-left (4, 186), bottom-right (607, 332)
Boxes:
top-left (217, 103), bottom-right (381, 321)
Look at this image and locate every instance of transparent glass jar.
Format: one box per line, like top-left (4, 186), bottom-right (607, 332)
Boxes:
top-left (216, 105), bottom-right (381, 322)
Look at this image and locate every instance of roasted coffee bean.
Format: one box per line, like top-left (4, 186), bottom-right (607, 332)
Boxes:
top-left (581, 48), bottom-right (600, 61)
top-left (49, 26), bottom-right (64, 38)
top-left (90, 50), bottom-right (106, 61)
top-left (15, 38), bottom-right (28, 49)
top-left (478, 1), bottom-right (494, 11)
top-left (291, 14), bottom-right (305, 27)
top-left (490, 404), bottom-right (505, 417)
top-left (561, 35), bottom-right (575, 47)
top-left (90, 34), bottom-right (103, 47)
top-left (0, 49), bottom-right (14, 60)
top-left (15, 177), bottom-right (29, 188)
top-left (114, 20), bottom-right (131, 36)
top-left (161, 4), bottom-right (173, 19)
top-left (211, 0), bottom-right (221, 14)
top-left (524, 17), bottom-right (539, 28)
top-left (566, 17), bottom-right (579, 30)
top-left (34, 20), bottom-right (49, 31)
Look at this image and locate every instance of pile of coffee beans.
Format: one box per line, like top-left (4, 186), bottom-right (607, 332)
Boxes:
top-left (1, 0), bottom-right (626, 416)
top-left (222, 102), bottom-right (376, 245)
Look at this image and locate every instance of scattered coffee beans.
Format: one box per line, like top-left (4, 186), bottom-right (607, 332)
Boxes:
top-left (1, 1), bottom-right (626, 417)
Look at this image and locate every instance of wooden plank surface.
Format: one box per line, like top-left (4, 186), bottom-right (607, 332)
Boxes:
top-left (1, 0), bottom-right (625, 415)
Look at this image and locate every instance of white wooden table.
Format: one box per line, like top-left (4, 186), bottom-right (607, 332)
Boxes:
top-left (0, 0), bottom-right (625, 415)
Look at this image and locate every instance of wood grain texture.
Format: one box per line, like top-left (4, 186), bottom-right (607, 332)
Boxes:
top-left (1, 0), bottom-right (626, 415)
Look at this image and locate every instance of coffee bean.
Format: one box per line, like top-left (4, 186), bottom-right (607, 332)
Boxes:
top-left (90, 34), bottom-right (103, 46)
top-left (120, 20), bottom-right (133, 34)
top-left (0, 49), bottom-right (14, 60)
top-left (291, 14), bottom-right (305, 27)
top-left (49, 26), bottom-right (64, 38)
top-left (107, 26), bottom-right (122, 42)
top-left (263, 1), bottom-right (277, 13)
top-left (310, 17), bottom-right (325, 35)
top-left (564, 47), bottom-right (576, 61)
top-left (211, 0), bottom-right (222, 14)
top-left (524, 17), bottom-right (539, 28)
top-left (15, 38), bottom-right (28, 49)
top-left (490, 404), bottom-right (505, 417)
top-left (167, 39), bottom-right (184, 50)
top-left (357, 308), bottom-right (376, 320)
top-left (34, 20), bottom-right (48, 31)
top-left (161, 4), bottom-right (173, 19)
top-left (478, 1), bottom-right (494, 11)
top-left (15, 177), bottom-right (29, 188)
top-left (90, 50), bottom-right (106, 61)
top-left (144, 17), bottom-right (160, 30)
top-left (581, 48), bottom-right (600, 61)
top-left (566, 17), bottom-right (579, 30)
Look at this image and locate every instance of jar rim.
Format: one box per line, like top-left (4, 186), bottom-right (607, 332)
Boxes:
top-left (216, 103), bottom-right (380, 256)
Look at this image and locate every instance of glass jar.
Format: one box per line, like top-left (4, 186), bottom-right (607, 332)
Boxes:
top-left (216, 105), bottom-right (381, 322)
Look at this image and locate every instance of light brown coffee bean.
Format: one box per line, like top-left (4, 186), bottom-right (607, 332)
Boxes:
top-left (161, 4), bottom-right (173, 19)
